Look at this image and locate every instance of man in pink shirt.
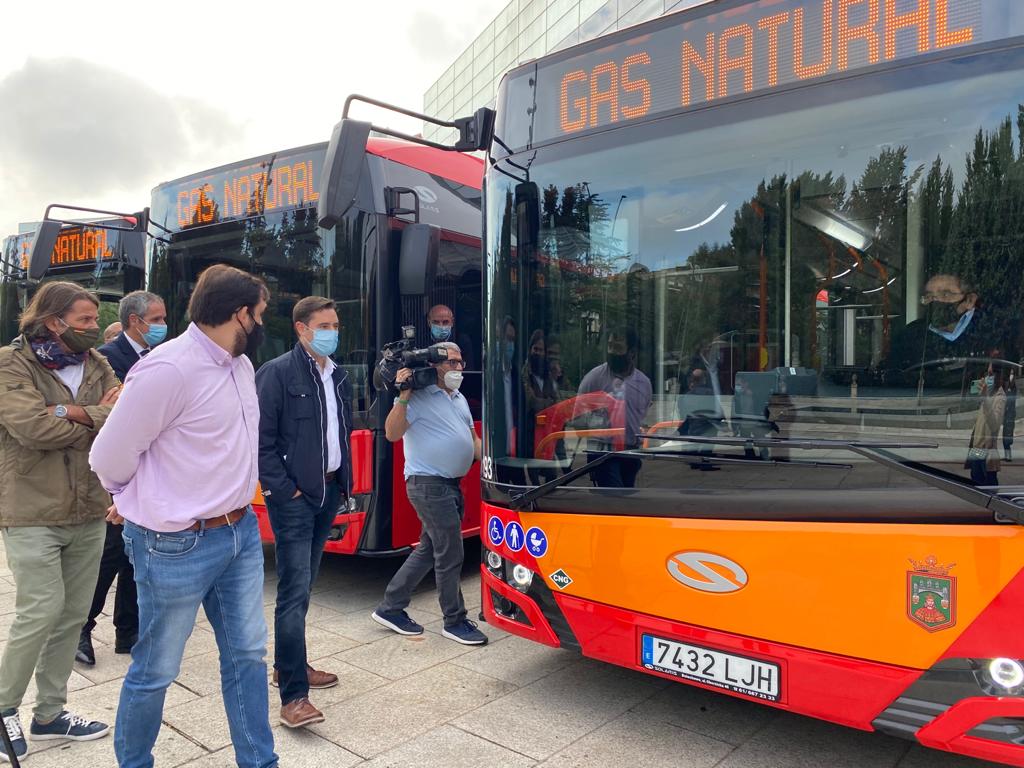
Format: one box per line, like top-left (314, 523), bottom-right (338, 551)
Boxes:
top-left (90, 264), bottom-right (277, 768)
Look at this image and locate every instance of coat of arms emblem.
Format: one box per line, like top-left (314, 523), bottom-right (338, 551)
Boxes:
top-left (907, 555), bottom-right (956, 632)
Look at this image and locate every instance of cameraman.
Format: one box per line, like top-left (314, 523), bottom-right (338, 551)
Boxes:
top-left (371, 342), bottom-right (486, 645)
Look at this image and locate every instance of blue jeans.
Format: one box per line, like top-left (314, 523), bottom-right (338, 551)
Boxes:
top-left (116, 511), bottom-right (277, 768)
top-left (266, 485), bottom-right (339, 705)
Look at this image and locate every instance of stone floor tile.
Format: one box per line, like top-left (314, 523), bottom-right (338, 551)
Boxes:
top-left (308, 586), bottom-right (383, 615)
top-left (163, 692), bottom-right (244, 752)
top-left (308, 663), bottom-right (515, 758)
top-left (450, 634), bottom-right (578, 686)
top-left (535, 710), bottom-right (733, 768)
top-left (451, 657), bottom-right (667, 760)
top-left (627, 678), bottom-right (780, 745)
top-left (269, 659), bottom-right (390, 710)
top-left (715, 711), bottom-right (908, 768)
top-left (266, 624), bottom-right (361, 663)
top-left (334, 624), bottom-right (475, 680)
top-left (23, 727), bottom-right (206, 767)
top-left (360, 724), bottom-right (536, 768)
top-left (897, 745), bottom-right (1003, 767)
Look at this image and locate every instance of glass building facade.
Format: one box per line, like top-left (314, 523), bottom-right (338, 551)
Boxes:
top-left (422, 0), bottom-right (710, 144)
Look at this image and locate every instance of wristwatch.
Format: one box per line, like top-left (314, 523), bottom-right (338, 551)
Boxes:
top-left (54, 405), bottom-right (69, 419)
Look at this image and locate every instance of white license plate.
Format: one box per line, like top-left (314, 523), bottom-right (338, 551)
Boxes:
top-left (641, 634), bottom-right (781, 702)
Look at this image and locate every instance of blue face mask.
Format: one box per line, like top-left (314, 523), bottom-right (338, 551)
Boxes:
top-left (309, 329), bottom-right (338, 357)
top-left (504, 341), bottom-right (515, 365)
top-left (431, 323), bottom-right (452, 341)
top-left (142, 323), bottom-right (167, 347)
top-left (985, 375), bottom-right (996, 390)
top-left (929, 308), bottom-right (975, 341)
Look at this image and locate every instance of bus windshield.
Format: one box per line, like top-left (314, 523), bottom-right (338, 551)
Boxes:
top-left (486, 42), bottom-right (1024, 520)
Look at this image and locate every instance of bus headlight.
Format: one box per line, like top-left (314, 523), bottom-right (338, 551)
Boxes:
top-left (510, 564), bottom-right (534, 591)
top-left (988, 658), bottom-right (1024, 690)
top-left (485, 550), bottom-right (503, 571)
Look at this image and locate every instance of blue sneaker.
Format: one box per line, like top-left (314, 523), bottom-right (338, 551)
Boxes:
top-left (1, 709), bottom-right (28, 763)
top-left (371, 610), bottom-right (424, 636)
top-left (29, 710), bottom-right (109, 742)
top-left (442, 619), bottom-right (488, 646)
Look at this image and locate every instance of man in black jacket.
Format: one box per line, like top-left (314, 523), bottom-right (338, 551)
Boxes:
top-left (77, 290), bottom-right (167, 666)
top-left (256, 296), bottom-right (353, 729)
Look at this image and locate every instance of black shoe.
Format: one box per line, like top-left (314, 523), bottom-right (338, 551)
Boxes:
top-left (114, 633), bottom-right (138, 654)
top-left (75, 632), bottom-right (95, 666)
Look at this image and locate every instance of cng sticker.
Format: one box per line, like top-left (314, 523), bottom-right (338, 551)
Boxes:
top-left (549, 569), bottom-right (573, 590)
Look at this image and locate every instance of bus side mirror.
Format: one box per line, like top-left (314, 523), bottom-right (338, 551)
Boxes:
top-left (122, 231), bottom-right (146, 269)
top-left (318, 118), bottom-right (372, 229)
top-left (27, 220), bottom-right (61, 281)
top-left (399, 223), bottom-right (439, 296)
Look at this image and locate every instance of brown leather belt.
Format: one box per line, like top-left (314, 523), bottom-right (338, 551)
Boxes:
top-left (184, 507), bottom-right (248, 532)
top-left (324, 471), bottom-right (336, 484)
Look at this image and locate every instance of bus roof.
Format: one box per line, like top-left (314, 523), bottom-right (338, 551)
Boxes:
top-left (152, 136), bottom-right (483, 194)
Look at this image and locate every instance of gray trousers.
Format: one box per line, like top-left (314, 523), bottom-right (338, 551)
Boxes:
top-left (0, 521), bottom-right (106, 719)
top-left (379, 477), bottom-right (467, 627)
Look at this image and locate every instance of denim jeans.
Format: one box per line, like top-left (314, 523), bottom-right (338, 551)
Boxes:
top-left (116, 511), bottom-right (277, 768)
top-left (266, 485), bottom-right (339, 705)
top-left (378, 477), bottom-right (467, 627)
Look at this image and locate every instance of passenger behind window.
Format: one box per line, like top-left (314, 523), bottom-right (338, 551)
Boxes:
top-left (575, 328), bottom-right (653, 488)
top-left (886, 273), bottom-right (991, 392)
top-left (967, 355), bottom-right (1008, 486)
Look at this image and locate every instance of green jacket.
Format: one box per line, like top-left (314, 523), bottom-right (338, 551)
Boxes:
top-left (0, 336), bottom-right (119, 527)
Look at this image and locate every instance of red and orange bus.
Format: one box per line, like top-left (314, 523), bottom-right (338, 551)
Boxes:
top-left (147, 130), bottom-right (484, 555)
top-left (480, 0), bottom-right (1024, 763)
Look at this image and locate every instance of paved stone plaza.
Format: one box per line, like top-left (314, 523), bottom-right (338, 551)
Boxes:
top-left (0, 543), bottom-right (1002, 767)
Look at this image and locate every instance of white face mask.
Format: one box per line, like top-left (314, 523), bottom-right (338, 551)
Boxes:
top-left (444, 370), bottom-right (463, 391)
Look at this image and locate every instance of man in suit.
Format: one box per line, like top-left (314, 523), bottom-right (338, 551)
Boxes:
top-left (76, 291), bottom-right (167, 666)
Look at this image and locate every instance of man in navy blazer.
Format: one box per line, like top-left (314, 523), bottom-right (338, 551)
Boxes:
top-left (76, 291), bottom-right (167, 666)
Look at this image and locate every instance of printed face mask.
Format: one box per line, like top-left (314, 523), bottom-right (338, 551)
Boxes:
top-left (58, 318), bottom-right (99, 353)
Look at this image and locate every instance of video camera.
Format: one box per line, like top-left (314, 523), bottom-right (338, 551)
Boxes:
top-left (376, 325), bottom-right (449, 393)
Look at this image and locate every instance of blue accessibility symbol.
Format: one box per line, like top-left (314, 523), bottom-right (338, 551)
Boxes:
top-left (504, 521), bottom-right (525, 552)
top-left (525, 527), bottom-right (548, 557)
top-left (487, 517), bottom-right (505, 547)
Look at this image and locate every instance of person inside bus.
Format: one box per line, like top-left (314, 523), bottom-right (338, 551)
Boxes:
top-left (256, 296), bottom-right (353, 730)
top-left (523, 329), bottom-right (559, 422)
top-left (0, 281), bottom-right (121, 762)
top-left (966, 356), bottom-right (1007, 486)
top-left (426, 302), bottom-right (478, 372)
top-left (886, 273), bottom-right (991, 390)
top-left (576, 327), bottom-right (653, 488)
top-left (545, 334), bottom-right (570, 395)
top-left (90, 265), bottom-right (279, 768)
top-left (102, 321), bottom-right (122, 344)
top-left (77, 291), bottom-right (168, 668)
top-left (372, 341), bottom-right (487, 646)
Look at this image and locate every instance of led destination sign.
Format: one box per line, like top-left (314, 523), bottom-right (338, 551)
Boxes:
top-left (154, 147), bottom-right (325, 232)
top-left (8, 227), bottom-right (124, 271)
top-left (504, 0), bottom-right (1016, 148)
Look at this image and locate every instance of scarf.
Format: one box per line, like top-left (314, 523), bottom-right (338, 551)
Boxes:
top-left (30, 338), bottom-right (88, 370)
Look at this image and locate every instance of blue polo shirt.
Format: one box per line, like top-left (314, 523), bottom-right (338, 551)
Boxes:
top-left (403, 385), bottom-right (475, 479)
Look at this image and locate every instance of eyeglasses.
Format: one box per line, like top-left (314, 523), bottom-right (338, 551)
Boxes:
top-left (920, 290), bottom-right (965, 305)
top-left (440, 360), bottom-right (465, 369)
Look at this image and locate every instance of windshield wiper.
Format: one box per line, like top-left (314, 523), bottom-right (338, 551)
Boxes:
top-left (642, 434), bottom-right (1024, 525)
top-left (507, 446), bottom-right (849, 511)
top-left (508, 450), bottom-right (640, 510)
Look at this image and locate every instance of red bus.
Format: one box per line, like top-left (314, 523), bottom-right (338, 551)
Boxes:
top-left (147, 127), bottom-right (484, 555)
top-left (480, 0), bottom-right (1024, 764)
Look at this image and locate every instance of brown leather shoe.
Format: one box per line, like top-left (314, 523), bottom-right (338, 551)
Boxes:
top-left (280, 698), bottom-right (324, 728)
top-left (271, 666), bottom-right (339, 690)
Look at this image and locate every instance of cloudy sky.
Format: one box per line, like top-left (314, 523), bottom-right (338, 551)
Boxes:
top-left (0, 0), bottom-right (507, 237)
